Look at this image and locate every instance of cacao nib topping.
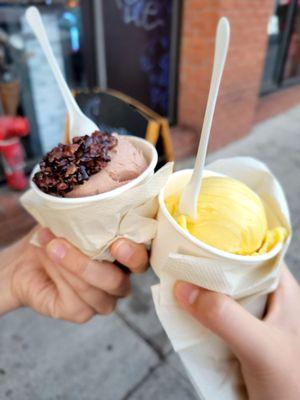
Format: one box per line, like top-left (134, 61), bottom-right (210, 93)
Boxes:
top-left (33, 131), bottom-right (118, 196)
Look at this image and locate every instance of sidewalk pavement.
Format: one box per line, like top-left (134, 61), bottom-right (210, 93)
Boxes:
top-left (0, 106), bottom-right (299, 400)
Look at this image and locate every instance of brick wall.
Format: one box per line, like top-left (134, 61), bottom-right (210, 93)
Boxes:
top-left (177, 0), bottom-right (275, 151)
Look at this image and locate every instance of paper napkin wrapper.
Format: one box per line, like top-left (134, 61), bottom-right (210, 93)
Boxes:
top-left (150, 157), bottom-right (291, 400)
top-left (21, 162), bottom-right (173, 261)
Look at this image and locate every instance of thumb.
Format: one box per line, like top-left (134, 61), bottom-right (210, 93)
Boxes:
top-left (174, 281), bottom-right (270, 365)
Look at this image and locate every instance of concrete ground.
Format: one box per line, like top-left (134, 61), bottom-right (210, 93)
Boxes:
top-left (0, 106), bottom-right (299, 400)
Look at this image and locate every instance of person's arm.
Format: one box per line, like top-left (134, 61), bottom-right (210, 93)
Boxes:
top-left (174, 266), bottom-right (300, 400)
top-left (0, 227), bottom-right (148, 322)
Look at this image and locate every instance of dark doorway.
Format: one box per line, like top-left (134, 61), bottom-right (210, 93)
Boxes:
top-left (261, 0), bottom-right (300, 94)
top-left (87, 0), bottom-right (182, 124)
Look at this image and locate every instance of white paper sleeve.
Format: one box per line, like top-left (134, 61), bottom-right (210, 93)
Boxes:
top-left (150, 157), bottom-right (291, 400)
top-left (21, 162), bottom-right (173, 261)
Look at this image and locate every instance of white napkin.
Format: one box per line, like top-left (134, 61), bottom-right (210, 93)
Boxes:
top-left (151, 157), bottom-right (291, 400)
top-left (21, 163), bottom-right (173, 261)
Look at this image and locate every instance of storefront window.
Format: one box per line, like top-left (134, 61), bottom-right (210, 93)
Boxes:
top-left (0, 0), bottom-right (86, 176)
top-left (284, 1), bottom-right (300, 80)
top-left (261, 0), bottom-right (300, 94)
top-left (99, 0), bottom-right (181, 122)
top-left (261, 0), bottom-right (288, 93)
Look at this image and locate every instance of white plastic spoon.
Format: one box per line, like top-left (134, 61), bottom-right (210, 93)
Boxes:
top-left (25, 6), bottom-right (98, 141)
top-left (178, 17), bottom-right (230, 220)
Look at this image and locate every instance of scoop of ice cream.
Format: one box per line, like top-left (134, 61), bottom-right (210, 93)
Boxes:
top-left (165, 176), bottom-right (287, 255)
top-left (33, 131), bottom-right (148, 197)
top-left (66, 136), bottom-right (148, 197)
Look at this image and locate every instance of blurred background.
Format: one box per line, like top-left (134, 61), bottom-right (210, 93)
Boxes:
top-left (0, 1), bottom-right (299, 399)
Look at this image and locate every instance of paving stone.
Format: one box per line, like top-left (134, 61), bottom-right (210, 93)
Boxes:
top-left (127, 353), bottom-right (198, 400)
top-left (175, 156), bottom-right (195, 171)
top-left (286, 106), bottom-right (300, 122)
top-left (117, 268), bottom-right (172, 354)
top-left (0, 308), bottom-right (159, 400)
top-left (166, 352), bottom-right (192, 379)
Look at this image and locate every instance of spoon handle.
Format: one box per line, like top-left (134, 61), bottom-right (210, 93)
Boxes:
top-left (25, 7), bottom-right (80, 116)
top-left (179, 18), bottom-right (230, 220)
top-left (191, 18), bottom-right (230, 187)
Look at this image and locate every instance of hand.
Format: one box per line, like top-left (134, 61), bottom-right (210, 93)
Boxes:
top-left (0, 227), bottom-right (148, 322)
top-left (174, 266), bottom-right (300, 400)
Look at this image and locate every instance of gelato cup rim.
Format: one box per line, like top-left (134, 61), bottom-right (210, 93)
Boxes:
top-left (30, 136), bottom-right (158, 204)
top-left (159, 169), bottom-right (282, 263)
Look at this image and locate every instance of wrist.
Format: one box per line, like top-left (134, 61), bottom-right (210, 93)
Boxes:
top-left (0, 242), bottom-right (23, 315)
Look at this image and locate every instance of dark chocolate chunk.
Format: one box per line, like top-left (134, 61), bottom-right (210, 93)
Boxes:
top-left (33, 131), bottom-right (118, 196)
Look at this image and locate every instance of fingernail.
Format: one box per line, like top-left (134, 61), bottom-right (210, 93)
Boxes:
top-left (113, 241), bottom-right (135, 264)
top-left (175, 282), bottom-right (199, 305)
top-left (47, 240), bottom-right (66, 262)
top-left (37, 228), bottom-right (54, 246)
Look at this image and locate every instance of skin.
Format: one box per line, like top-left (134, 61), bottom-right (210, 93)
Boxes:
top-left (0, 227), bottom-right (148, 323)
top-left (2, 231), bottom-right (299, 398)
top-left (174, 266), bottom-right (300, 400)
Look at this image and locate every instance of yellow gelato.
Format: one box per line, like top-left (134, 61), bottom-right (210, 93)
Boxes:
top-left (165, 176), bottom-right (287, 256)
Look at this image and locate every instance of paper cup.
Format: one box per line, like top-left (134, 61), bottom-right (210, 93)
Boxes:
top-left (21, 136), bottom-right (172, 261)
top-left (150, 159), bottom-right (291, 400)
top-left (151, 169), bottom-right (283, 276)
top-left (30, 136), bottom-right (158, 205)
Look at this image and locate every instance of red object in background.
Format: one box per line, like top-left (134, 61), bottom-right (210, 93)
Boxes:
top-left (0, 138), bottom-right (27, 191)
top-left (0, 116), bottom-right (30, 140)
top-left (0, 116), bottom-right (29, 191)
